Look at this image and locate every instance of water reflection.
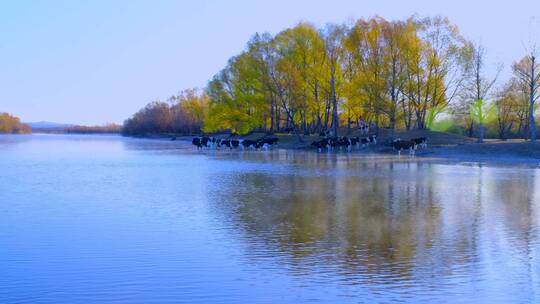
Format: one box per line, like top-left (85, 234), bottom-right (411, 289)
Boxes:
top-left (207, 156), bottom-right (539, 301)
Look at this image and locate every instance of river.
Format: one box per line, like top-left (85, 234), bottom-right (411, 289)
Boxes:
top-left (1, 134), bottom-right (539, 303)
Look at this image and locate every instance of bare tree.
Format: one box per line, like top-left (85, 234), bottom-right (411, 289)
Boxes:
top-left (462, 42), bottom-right (501, 142)
top-left (513, 51), bottom-right (540, 141)
top-left (322, 24), bottom-right (345, 137)
top-left (495, 79), bottom-right (521, 140)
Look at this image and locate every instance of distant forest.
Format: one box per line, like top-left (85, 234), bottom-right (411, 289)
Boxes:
top-left (65, 124), bottom-right (122, 134)
top-left (120, 16), bottom-right (538, 141)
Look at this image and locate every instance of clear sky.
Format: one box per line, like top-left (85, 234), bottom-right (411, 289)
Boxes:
top-left (1, 0), bottom-right (539, 125)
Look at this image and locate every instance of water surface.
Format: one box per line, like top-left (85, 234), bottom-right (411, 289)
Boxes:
top-left (1, 134), bottom-right (539, 303)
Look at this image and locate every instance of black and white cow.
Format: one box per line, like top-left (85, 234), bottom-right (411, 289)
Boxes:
top-left (219, 139), bottom-right (232, 149)
top-left (411, 137), bottom-right (427, 149)
top-left (191, 136), bottom-right (213, 150)
top-left (192, 137), bottom-right (202, 149)
top-left (392, 139), bottom-right (417, 156)
top-left (359, 121), bottom-right (369, 135)
top-left (350, 137), bottom-right (360, 149)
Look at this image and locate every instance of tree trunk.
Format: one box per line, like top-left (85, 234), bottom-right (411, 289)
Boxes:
top-left (468, 121), bottom-right (474, 138)
top-left (529, 99), bottom-right (536, 142)
top-left (330, 74), bottom-right (338, 136)
top-left (276, 107), bottom-right (281, 131)
top-left (529, 55), bottom-right (537, 142)
top-left (324, 100), bottom-right (331, 131)
top-left (347, 109), bottom-right (351, 134)
top-left (269, 99), bottom-right (275, 132)
top-left (416, 110), bottom-right (425, 130)
top-left (478, 123), bottom-right (485, 143)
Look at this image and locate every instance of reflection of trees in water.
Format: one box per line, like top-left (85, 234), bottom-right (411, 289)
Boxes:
top-left (494, 171), bottom-right (536, 241)
top-left (210, 159), bottom-right (540, 289)
top-left (211, 161), bottom-right (447, 282)
top-left (489, 169), bottom-right (539, 298)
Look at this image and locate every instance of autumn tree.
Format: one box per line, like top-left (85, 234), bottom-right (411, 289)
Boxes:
top-left (0, 112), bottom-right (31, 134)
top-left (403, 17), bottom-right (470, 129)
top-left (204, 48), bottom-right (268, 135)
top-left (321, 24), bottom-right (346, 136)
top-left (345, 18), bottom-right (388, 133)
top-left (131, 16), bottom-right (476, 140)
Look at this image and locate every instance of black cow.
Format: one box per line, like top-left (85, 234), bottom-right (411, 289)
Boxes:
top-left (241, 139), bottom-right (257, 149)
top-left (350, 137), bottom-right (360, 149)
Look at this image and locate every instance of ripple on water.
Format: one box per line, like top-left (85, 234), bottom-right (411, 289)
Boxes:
top-left (0, 135), bottom-right (539, 303)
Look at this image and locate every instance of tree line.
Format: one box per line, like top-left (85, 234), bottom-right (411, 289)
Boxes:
top-left (66, 124), bottom-right (122, 134)
top-left (124, 16), bottom-right (540, 142)
top-left (0, 112), bottom-right (31, 134)
top-left (122, 89), bottom-right (208, 135)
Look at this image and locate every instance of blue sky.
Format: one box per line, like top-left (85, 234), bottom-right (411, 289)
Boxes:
top-left (1, 0), bottom-right (539, 124)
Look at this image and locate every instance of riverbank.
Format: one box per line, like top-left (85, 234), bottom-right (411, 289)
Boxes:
top-left (3, 132), bottom-right (538, 303)
top-left (421, 140), bottom-right (540, 165)
top-left (130, 129), bottom-right (540, 165)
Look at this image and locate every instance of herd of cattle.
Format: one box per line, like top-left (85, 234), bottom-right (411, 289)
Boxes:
top-left (310, 135), bottom-right (377, 152)
top-left (191, 134), bottom-right (428, 155)
top-left (192, 136), bottom-right (279, 150)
